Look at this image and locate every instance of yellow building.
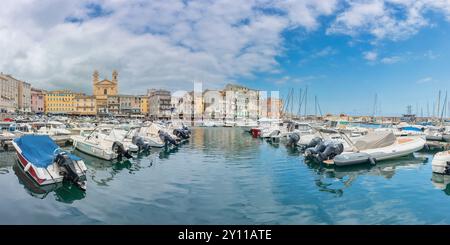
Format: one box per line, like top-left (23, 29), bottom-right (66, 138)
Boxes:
top-left (74, 95), bottom-right (97, 116)
top-left (140, 96), bottom-right (148, 116)
top-left (44, 90), bottom-right (79, 114)
top-left (93, 70), bottom-right (118, 114)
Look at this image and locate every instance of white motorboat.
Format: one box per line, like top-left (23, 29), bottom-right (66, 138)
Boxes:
top-left (69, 122), bottom-right (96, 137)
top-left (306, 131), bottom-right (426, 166)
top-left (36, 121), bottom-right (71, 136)
top-left (432, 150), bottom-right (450, 174)
top-left (224, 120), bottom-right (236, 127)
top-left (375, 124), bottom-right (426, 137)
top-left (251, 118), bottom-right (281, 138)
top-left (135, 124), bottom-right (166, 148)
top-left (202, 120), bottom-right (224, 127)
top-left (71, 127), bottom-right (138, 161)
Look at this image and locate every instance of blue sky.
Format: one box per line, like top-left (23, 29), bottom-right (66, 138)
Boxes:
top-left (244, 17), bottom-right (450, 116)
top-left (1, 0), bottom-right (450, 116)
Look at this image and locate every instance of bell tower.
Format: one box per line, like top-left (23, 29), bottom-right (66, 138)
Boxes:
top-left (93, 70), bottom-right (99, 84)
top-left (112, 70), bottom-right (118, 84)
top-left (93, 70), bottom-right (100, 96)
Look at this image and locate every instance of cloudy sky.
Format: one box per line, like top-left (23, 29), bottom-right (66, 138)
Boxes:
top-left (1, 0), bottom-right (450, 115)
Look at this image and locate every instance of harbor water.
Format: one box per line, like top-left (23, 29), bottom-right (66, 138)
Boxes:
top-left (0, 127), bottom-right (449, 224)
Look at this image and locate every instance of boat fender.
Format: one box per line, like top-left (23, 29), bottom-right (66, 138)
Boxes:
top-left (24, 163), bottom-right (31, 172)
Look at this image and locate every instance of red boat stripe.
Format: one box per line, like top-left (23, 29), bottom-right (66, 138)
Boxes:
top-left (17, 151), bottom-right (45, 185)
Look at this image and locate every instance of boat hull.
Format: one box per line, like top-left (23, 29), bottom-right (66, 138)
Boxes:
top-left (73, 138), bottom-right (116, 161)
top-left (443, 135), bottom-right (450, 143)
top-left (432, 151), bottom-right (450, 174)
top-left (334, 137), bottom-right (426, 166)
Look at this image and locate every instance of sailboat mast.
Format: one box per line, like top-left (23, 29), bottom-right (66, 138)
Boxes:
top-left (372, 93), bottom-right (378, 118)
top-left (438, 90), bottom-right (442, 120)
top-left (291, 88), bottom-right (295, 119)
top-left (441, 91), bottom-right (448, 124)
top-left (297, 88), bottom-right (302, 116)
top-left (317, 98), bottom-right (323, 117)
top-left (304, 86), bottom-right (308, 117)
top-left (314, 95), bottom-right (317, 117)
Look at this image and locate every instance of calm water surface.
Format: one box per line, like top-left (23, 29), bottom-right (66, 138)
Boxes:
top-left (0, 127), bottom-right (449, 224)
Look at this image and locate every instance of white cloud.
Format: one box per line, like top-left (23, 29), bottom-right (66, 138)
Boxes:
top-left (327, 0), bottom-right (450, 41)
top-left (313, 46), bottom-right (338, 58)
top-left (380, 56), bottom-right (401, 64)
top-left (363, 51), bottom-right (378, 61)
top-left (273, 75), bottom-right (322, 85)
top-left (272, 0), bottom-right (339, 30)
top-left (423, 50), bottom-right (439, 60)
top-left (1, 0), bottom-right (450, 94)
top-left (0, 0), bottom-right (338, 94)
top-left (416, 77), bottom-right (433, 84)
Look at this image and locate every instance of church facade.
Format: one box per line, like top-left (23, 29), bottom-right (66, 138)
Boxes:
top-left (93, 70), bottom-right (118, 115)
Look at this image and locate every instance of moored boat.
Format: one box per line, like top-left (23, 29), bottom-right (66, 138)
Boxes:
top-left (12, 135), bottom-right (87, 190)
top-left (432, 151), bottom-right (450, 174)
top-left (71, 127), bottom-right (137, 161)
top-left (305, 131), bottom-right (426, 166)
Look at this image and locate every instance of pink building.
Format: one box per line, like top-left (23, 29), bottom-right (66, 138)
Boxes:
top-left (31, 88), bottom-right (45, 113)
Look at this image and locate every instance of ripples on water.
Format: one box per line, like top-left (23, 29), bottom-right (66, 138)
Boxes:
top-left (0, 127), bottom-right (450, 224)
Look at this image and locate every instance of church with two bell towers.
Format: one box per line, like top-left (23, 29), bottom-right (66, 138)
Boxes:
top-left (92, 70), bottom-right (119, 114)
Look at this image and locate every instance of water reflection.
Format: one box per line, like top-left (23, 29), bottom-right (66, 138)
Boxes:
top-left (158, 147), bottom-right (179, 159)
top-left (72, 147), bottom-right (180, 186)
top-left (74, 149), bottom-right (140, 186)
top-left (431, 174), bottom-right (450, 196)
top-left (305, 154), bottom-right (428, 197)
top-left (0, 151), bottom-right (16, 174)
top-left (13, 163), bottom-right (85, 203)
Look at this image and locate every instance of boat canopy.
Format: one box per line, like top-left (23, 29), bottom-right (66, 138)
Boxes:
top-left (14, 135), bottom-right (81, 168)
top-left (353, 131), bottom-right (396, 151)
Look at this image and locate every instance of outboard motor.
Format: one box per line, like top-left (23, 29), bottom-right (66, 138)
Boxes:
top-left (159, 130), bottom-right (178, 147)
top-left (55, 153), bottom-right (86, 191)
top-left (316, 141), bottom-right (344, 162)
top-left (305, 140), bottom-right (344, 162)
top-left (305, 141), bottom-right (326, 156)
top-left (287, 132), bottom-right (300, 147)
top-left (132, 136), bottom-right (150, 152)
top-left (307, 137), bottom-right (323, 148)
top-left (173, 129), bottom-right (189, 139)
top-left (182, 124), bottom-right (191, 137)
top-left (112, 141), bottom-right (133, 160)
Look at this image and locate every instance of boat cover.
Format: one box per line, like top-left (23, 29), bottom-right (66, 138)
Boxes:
top-left (401, 126), bottom-right (423, 132)
top-left (14, 135), bottom-right (81, 168)
top-left (353, 131), bottom-right (396, 151)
